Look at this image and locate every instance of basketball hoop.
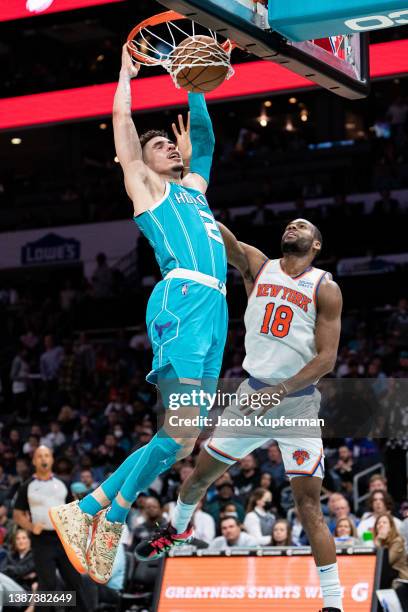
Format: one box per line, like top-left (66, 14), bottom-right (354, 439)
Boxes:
top-left (127, 10), bottom-right (236, 89)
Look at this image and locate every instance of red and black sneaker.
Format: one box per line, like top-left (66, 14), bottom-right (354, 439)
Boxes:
top-left (134, 523), bottom-right (194, 561)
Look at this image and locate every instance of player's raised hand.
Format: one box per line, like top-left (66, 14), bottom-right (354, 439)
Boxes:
top-left (121, 43), bottom-right (140, 79)
top-left (172, 112), bottom-right (192, 170)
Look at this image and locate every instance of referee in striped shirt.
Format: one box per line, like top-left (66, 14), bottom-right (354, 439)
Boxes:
top-left (13, 446), bottom-right (90, 611)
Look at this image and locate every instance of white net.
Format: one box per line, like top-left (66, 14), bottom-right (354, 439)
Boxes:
top-left (128, 17), bottom-right (234, 88)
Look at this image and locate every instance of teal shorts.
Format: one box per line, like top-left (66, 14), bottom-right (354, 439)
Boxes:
top-left (146, 277), bottom-right (228, 387)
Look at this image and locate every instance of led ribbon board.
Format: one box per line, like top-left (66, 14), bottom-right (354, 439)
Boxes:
top-left (0, 0), bottom-right (124, 22)
top-left (268, 0), bottom-right (408, 41)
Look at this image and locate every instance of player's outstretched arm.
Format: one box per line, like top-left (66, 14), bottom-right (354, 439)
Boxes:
top-left (113, 45), bottom-right (143, 168)
top-left (182, 93), bottom-right (214, 194)
top-left (282, 277), bottom-right (342, 394)
top-left (218, 222), bottom-right (268, 295)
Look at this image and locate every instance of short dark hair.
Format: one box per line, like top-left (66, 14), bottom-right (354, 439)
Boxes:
top-left (220, 515), bottom-right (240, 528)
top-left (309, 223), bottom-right (322, 261)
top-left (139, 129), bottom-right (170, 149)
top-left (313, 225), bottom-right (323, 250)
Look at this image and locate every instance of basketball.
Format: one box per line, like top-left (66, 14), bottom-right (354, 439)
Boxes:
top-left (171, 35), bottom-right (230, 93)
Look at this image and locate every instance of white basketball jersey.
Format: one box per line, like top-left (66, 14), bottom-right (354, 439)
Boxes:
top-left (242, 259), bottom-right (328, 382)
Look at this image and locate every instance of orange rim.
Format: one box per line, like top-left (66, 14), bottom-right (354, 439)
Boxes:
top-left (126, 10), bottom-right (235, 65)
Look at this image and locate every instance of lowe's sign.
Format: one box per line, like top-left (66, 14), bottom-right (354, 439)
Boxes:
top-left (269, 0), bottom-right (408, 41)
top-left (21, 233), bottom-right (80, 265)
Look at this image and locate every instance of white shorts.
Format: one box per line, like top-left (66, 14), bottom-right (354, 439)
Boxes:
top-left (204, 378), bottom-right (325, 479)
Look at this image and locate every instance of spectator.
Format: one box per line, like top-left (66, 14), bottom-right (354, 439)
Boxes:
top-left (70, 481), bottom-right (89, 500)
top-left (7, 429), bottom-right (22, 454)
top-left (190, 500), bottom-right (215, 545)
top-left (368, 473), bottom-right (388, 494)
top-left (57, 405), bottom-right (77, 436)
top-left (243, 488), bottom-right (276, 545)
top-left (39, 335), bottom-right (63, 383)
top-left (387, 298), bottom-right (408, 349)
top-left (289, 507), bottom-right (308, 546)
top-left (218, 502), bottom-right (239, 520)
top-left (358, 491), bottom-right (402, 539)
top-left (22, 434), bottom-right (40, 458)
top-left (132, 497), bottom-right (167, 549)
top-left (271, 519), bottom-right (293, 546)
top-left (0, 505), bottom-right (13, 547)
top-left (333, 517), bottom-right (359, 546)
top-left (91, 252), bottom-right (113, 298)
top-left (10, 347), bottom-right (30, 414)
top-left (399, 501), bottom-right (408, 553)
top-left (93, 433), bottom-right (126, 470)
top-left (75, 332), bottom-right (96, 384)
top-left (260, 443), bottom-right (287, 489)
top-left (260, 472), bottom-right (273, 492)
top-left (57, 341), bottom-right (81, 402)
top-left (41, 421), bottom-right (66, 450)
top-left (209, 516), bottom-right (258, 550)
top-left (326, 493), bottom-right (358, 532)
top-left (0, 528), bottom-right (37, 591)
top-left (205, 479), bottom-right (245, 524)
top-left (0, 466), bottom-right (11, 494)
top-left (233, 454), bottom-right (261, 500)
top-left (104, 390), bottom-right (132, 417)
top-left (331, 445), bottom-right (357, 494)
top-left (80, 468), bottom-right (98, 492)
top-left (59, 281), bottom-right (77, 312)
top-left (373, 513), bottom-right (408, 605)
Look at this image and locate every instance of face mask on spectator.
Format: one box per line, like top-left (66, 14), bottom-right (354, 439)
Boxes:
top-left (114, 429), bottom-right (123, 438)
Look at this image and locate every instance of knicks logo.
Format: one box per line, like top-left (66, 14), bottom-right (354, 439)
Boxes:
top-left (292, 449), bottom-right (310, 466)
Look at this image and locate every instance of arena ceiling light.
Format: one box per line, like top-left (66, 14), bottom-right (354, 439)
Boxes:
top-left (0, 0), bottom-right (124, 22)
top-left (0, 39), bottom-right (407, 130)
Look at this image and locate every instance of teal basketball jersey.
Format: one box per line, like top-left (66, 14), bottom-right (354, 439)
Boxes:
top-left (133, 181), bottom-right (227, 283)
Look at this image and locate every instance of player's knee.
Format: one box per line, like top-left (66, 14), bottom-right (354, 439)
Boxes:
top-left (173, 437), bottom-right (197, 459)
top-left (295, 493), bottom-right (323, 528)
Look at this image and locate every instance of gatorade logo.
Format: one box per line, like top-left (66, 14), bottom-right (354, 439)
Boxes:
top-left (345, 10), bottom-right (408, 31)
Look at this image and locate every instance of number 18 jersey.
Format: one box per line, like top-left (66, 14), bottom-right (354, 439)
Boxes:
top-left (242, 259), bottom-right (328, 383)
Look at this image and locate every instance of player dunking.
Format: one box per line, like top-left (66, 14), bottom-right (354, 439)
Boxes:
top-left (49, 45), bottom-right (227, 583)
top-left (137, 219), bottom-right (344, 612)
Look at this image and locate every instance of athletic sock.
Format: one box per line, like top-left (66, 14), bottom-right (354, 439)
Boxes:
top-left (172, 497), bottom-right (197, 533)
top-left (78, 493), bottom-right (103, 516)
top-left (106, 498), bottom-right (130, 524)
top-left (317, 562), bottom-right (343, 611)
top-left (106, 433), bottom-right (182, 524)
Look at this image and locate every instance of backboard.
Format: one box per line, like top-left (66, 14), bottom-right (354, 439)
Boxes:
top-left (157, 0), bottom-right (370, 99)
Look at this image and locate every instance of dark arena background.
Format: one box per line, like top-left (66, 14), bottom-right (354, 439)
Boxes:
top-left (0, 1), bottom-right (408, 611)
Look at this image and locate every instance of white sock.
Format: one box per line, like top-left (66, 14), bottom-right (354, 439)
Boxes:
top-left (317, 562), bottom-right (343, 611)
top-left (172, 497), bottom-right (197, 534)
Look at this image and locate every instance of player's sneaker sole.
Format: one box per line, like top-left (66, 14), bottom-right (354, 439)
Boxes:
top-left (134, 523), bottom-right (194, 561)
top-left (49, 503), bottom-right (89, 575)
